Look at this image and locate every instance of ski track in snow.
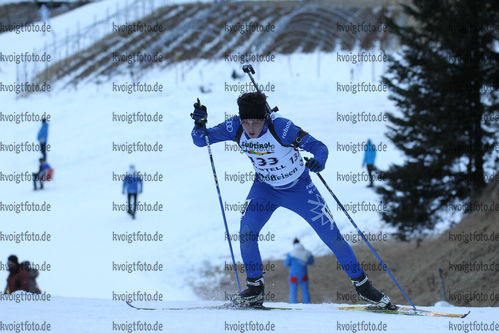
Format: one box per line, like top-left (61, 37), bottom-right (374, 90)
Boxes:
top-left (0, 295), bottom-right (488, 333)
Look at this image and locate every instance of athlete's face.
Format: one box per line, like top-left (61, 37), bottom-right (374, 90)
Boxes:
top-left (241, 119), bottom-right (265, 139)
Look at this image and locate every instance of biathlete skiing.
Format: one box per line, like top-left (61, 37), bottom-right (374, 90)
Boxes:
top-left (190, 90), bottom-right (392, 309)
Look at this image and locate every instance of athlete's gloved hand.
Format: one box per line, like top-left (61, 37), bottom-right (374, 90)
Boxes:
top-left (191, 99), bottom-right (207, 128)
top-left (306, 158), bottom-right (324, 173)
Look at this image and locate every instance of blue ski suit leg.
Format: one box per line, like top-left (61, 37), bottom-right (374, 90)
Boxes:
top-left (240, 174), bottom-right (364, 280)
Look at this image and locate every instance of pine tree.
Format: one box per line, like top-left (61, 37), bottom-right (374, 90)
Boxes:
top-left (379, 0), bottom-right (499, 241)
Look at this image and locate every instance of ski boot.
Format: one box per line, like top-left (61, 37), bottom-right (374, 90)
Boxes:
top-left (231, 275), bottom-right (265, 308)
top-left (351, 273), bottom-right (395, 310)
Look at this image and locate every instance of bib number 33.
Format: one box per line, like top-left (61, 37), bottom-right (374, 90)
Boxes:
top-left (248, 156), bottom-right (279, 167)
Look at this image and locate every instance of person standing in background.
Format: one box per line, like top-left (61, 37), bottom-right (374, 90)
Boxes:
top-left (284, 238), bottom-right (314, 304)
top-left (362, 139), bottom-right (376, 187)
top-left (37, 117), bottom-right (49, 160)
top-left (38, 4), bottom-right (55, 36)
top-left (122, 165), bottom-right (143, 219)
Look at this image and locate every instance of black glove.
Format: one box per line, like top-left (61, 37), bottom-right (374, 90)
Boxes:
top-left (306, 158), bottom-right (324, 173)
top-left (191, 99), bottom-right (207, 128)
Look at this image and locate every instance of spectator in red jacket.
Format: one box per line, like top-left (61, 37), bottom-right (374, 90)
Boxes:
top-left (4, 255), bottom-right (29, 294)
top-left (284, 238), bottom-right (314, 303)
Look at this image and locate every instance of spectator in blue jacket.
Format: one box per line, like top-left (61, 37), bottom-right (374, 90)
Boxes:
top-left (37, 118), bottom-right (49, 160)
top-left (122, 165), bottom-right (143, 219)
top-left (284, 238), bottom-right (314, 304)
top-left (362, 139), bottom-right (376, 187)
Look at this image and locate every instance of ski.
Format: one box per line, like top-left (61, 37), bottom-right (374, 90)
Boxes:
top-left (337, 305), bottom-right (470, 318)
top-left (126, 301), bottom-right (295, 311)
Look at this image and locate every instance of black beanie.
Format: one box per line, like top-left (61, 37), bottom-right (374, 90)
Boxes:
top-left (239, 104), bottom-right (266, 120)
top-left (237, 92), bottom-right (267, 120)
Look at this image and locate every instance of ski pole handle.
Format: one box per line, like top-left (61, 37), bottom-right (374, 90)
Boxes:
top-left (197, 98), bottom-right (207, 123)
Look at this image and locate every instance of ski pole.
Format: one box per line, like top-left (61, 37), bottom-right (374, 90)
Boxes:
top-left (304, 158), bottom-right (416, 310)
top-left (197, 98), bottom-right (242, 293)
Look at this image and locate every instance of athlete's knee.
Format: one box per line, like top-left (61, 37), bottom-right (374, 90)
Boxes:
top-left (327, 233), bottom-right (355, 255)
top-left (239, 233), bottom-right (259, 255)
top-left (330, 239), bottom-right (353, 254)
top-left (239, 218), bottom-right (262, 244)
top-left (240, 228), bottom-right (258, 242)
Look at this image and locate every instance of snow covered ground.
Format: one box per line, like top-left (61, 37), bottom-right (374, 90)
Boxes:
top-left (0, 295), bottom-right (488, 333)
top-left (1, 0), bottom-right (493, 331)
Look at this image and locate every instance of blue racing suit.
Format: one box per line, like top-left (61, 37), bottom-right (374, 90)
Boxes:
top-left (192, 113), bottom-right (365, 280)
